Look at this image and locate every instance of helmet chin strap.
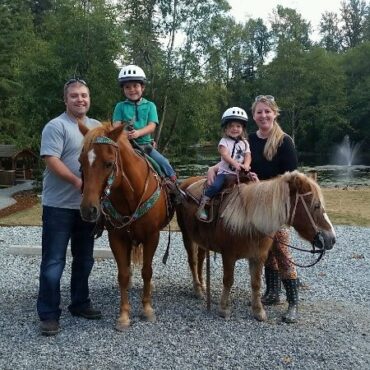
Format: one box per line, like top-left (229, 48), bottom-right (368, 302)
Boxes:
top-left (125, 98), bottom-right (143, 122)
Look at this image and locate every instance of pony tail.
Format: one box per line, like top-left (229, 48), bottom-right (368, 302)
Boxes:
top-left (264, 122), bottom-right (285, 161)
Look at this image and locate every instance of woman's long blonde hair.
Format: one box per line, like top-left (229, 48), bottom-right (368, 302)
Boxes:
top-left (251, 97), bottom-right (285, 161)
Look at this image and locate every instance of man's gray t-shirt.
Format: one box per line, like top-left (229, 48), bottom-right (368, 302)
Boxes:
top-left (40, 112), bottom-right (100, 209)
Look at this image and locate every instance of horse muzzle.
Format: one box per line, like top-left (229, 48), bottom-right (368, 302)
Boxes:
top-left (80, 205), bottom-right (101, 223)
top-left (313, 231), bottom-right (336, 251)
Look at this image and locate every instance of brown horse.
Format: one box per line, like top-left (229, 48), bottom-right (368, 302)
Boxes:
top-left (176, 171), bottom-right (336, 321)
top-left (78, 122), bottom-right (173, 330)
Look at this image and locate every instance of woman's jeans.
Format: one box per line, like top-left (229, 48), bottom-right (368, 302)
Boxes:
top-left (37, 206), bottom-right (95, 321)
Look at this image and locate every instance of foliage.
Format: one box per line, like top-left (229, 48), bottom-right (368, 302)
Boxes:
top-left (0, 0), bottom-right (369, 165)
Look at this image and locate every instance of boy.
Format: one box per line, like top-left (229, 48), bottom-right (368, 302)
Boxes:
top-left (113, 64), bottom-right (177, 183)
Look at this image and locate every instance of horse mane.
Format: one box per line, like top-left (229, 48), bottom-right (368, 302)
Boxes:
top-left (220, 171), bottom-right (324, 236)
top-left (82, 122), bottom-right (113, 151)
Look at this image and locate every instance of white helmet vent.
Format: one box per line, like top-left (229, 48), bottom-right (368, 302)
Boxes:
top-left (221, 106), bottom-right (248, 127)
top-left (118, 65), bottom-right (146, 85)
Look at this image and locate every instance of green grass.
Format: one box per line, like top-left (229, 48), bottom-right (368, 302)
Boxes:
top-left (0, 187), bottom-right (369, 227)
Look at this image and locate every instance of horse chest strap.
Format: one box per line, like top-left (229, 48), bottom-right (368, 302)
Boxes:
top-left (102, 185), bottom-right (161, 226)
top-left (132, 186), bottom-right (161, 219)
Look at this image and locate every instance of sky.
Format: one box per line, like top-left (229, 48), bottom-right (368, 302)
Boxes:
top-left (228, 0), bottom-right (344, 38)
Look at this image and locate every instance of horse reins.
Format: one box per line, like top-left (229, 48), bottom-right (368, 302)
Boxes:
top-left (92, 136), bottom-right (160, 229)
top-left (270, 191), bottom-right (326, 268)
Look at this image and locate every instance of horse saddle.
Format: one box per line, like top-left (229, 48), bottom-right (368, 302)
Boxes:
top-left (184, 173), bottom-right (251, 222)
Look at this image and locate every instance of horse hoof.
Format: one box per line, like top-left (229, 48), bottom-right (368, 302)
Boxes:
top-left (253, 310), bottom-right (267, 322)
top-left (142, 313), bottom-right (156, 323)
top-left (141, 310), bottom-right (156, 322)
top-left (115, 320), bottom-right (130, 331)
top-left (218, 308), bottom-right (231, 319)
top-left (194, 289), bottom-right (205, 300)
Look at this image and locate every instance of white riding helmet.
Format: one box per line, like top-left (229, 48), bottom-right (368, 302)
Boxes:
top-left (118, 65), bottom-right (146, 86)
top-left (221, 107), bottom-right (248, 127)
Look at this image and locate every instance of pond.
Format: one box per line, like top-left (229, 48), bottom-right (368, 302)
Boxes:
top-left (302, 165), bottom-right (370, 187)
top-left (173, 160), bottom-right (370, 187)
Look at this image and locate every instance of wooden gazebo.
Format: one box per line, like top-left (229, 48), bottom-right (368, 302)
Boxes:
top-left (0, 145), bottom-right (38, 186)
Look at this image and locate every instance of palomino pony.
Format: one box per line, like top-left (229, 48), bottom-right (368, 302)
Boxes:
top-left (78, 122), bottom-right (173, 330)
top-left (176, 171), bottom-right (336, 321)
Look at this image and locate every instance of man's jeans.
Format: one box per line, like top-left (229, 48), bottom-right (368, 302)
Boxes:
top-left (37, 206), bottom-right (95, 321)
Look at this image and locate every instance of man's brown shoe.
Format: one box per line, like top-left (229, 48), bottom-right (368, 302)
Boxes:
top-left (70, 306), bottom-right (102, 320)
top-left (40, 319), bottom-right (59, 336)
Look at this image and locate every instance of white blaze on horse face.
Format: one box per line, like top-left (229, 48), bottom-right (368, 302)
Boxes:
top-left (87, 148), bottom-right (96, 167)
top-left (324, 212), bottom-right (336, 236)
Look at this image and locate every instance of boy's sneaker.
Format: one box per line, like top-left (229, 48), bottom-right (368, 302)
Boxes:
top-left (40, 319), bottom-right (59, 336)
top-left (165, 178), bottom-right (183, 205)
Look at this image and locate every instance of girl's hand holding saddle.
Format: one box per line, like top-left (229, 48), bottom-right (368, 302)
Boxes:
top-left (207, 165), bottom-right (218, 186)
top-left (232, 162), bottom-right (243, 171)
top-left (248, 171), bottom-right (259, 182)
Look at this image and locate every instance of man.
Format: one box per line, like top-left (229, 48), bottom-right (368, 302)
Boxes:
top-left (37, 78), bottom-right (101, 336)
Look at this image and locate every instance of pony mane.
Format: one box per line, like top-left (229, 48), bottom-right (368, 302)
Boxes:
top-left (82, 122), bottom-right (113, 151)
top-left (220, 171), bottom-right (324, 236)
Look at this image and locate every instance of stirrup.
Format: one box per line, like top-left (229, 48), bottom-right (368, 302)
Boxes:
top-left (166, 180), bottom-right (183, 205)
top-left (196, 208), bottom-right (208, 221)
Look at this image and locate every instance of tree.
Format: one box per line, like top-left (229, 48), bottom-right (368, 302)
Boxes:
top-left (319, 11), bottom-right (343, 52)
top-left (270, 6), bottom-right (312, 52)
top-left (260, 45), bottom-right (349, 159)
top-left (340, 0), bottom-right (367, 49)
top-left (364, 7), bottom-right (370, 41)
top-left (341, 42), bottom-right (370, 144)
top-left (12, 0), bottom-right (122, 149)
top-left (0, 0), bottom-right (36, 144)
top-left (241, 18), bottom-right (272, 80)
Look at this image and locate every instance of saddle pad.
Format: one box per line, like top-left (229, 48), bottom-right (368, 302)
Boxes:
top-left (185, 178), bottom-right (207, 201)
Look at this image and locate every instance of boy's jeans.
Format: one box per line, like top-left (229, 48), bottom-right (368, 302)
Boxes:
top-left (149, 148), bottom-right (176, 177)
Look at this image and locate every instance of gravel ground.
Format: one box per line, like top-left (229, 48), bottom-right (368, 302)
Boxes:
top-left (0, 225), bottom-right (369, 370)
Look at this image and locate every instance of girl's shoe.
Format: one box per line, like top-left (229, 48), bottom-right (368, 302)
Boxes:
top-left (196, 207), bottom-right (208, 221)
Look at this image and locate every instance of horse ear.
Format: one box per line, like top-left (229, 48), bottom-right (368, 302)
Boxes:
top-left (77, 118), bottom-right (89, 136)
top-left (109, 124), bottom-right (124, 143)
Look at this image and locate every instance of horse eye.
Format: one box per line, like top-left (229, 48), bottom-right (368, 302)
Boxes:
top-left (105, 162), bottom-right (114, 169)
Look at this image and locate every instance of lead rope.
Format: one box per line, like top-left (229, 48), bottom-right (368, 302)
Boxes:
top-left (267, 192), bottom-right (325, 268)
top-left (206, 249), bottom-right (211, 311)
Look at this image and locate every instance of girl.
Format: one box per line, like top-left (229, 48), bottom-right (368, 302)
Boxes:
top-left (197, 107), bottom-right (251, 221)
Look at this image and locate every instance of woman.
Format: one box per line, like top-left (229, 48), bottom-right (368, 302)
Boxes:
top-left (208, 95), bottom-right (299, 323)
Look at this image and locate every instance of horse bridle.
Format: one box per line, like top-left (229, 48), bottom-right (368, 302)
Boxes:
top-left (274, 191), bottom-right (326, 268)
top-left (90, 136), bottom-right (160, 229)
